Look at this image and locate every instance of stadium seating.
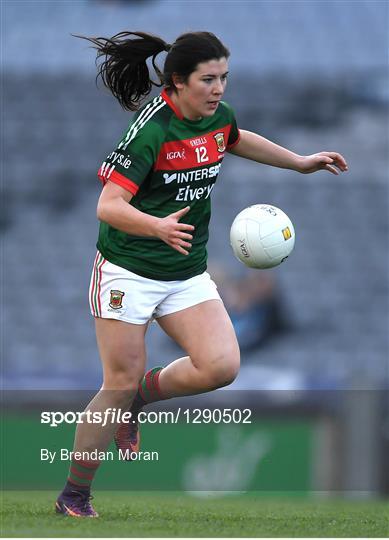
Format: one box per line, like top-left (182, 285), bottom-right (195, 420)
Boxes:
top-left (2, 1), bottom-right (386, 74)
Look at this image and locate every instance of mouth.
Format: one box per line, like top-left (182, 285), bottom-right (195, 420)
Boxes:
top-left (207, 101), bottom-right (220, 108)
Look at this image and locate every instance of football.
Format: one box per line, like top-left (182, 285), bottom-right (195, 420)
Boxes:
top-left (230, 204), bottom-right (295, 269)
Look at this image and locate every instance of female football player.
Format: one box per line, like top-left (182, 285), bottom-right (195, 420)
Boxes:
top-left (56, 30), bottom-right (348, 517)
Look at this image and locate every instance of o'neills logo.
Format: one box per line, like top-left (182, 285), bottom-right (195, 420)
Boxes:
top-left (189, 137), bottom-right (207, 147)
top-left (213, 132), bottom-right (226, 153)
top-left (109, 290), bottom-right (125, 309)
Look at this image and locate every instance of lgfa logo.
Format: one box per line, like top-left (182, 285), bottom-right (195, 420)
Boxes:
top-left (166, 149), bottom-right (186, 160)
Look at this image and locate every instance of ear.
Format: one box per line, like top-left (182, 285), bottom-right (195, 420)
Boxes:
top-left (172, 73), bottom-right (185, 91)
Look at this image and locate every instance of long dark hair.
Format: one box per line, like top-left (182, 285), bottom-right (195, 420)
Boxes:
top-left (74, 31), bottom-right (230, 111)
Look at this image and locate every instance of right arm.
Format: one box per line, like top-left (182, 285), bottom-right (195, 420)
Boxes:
top-left (97, 181), bottom-right (194, 256)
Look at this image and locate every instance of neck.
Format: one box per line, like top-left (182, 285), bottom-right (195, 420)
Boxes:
top-left (167, 89), bottom-right (202, 121)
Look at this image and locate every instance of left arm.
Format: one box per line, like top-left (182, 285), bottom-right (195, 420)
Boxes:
top-left (229, 129), bottom-right (348, 175)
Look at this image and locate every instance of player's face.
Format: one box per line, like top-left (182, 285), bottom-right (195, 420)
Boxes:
top-left (174, 57), bottom-right (229, 120)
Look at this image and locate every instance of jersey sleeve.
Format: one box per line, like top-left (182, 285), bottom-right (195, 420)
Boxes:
top-left (222, 101), bottom-right (241, 150)
top-left (97, 119), bottom-right (164, 195)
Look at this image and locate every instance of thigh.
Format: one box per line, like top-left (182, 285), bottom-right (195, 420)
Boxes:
top-left (95, 318), bottom-right (148, 388)
top-left (157, 299), bottom-right (240, 369)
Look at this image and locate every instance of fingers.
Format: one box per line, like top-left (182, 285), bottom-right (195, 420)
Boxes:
top-left (321, 157), bottom-right (344, 175)
top-left (172, 235), bottom-right (192, 254)
top-left (169, 206), bottom-right (195, 232)
top-left (319, 152), bottom-right (349, 172)
top-left (324, 164), bottom-right (340, 175)
top-left (171, 240), bottom-right (191, 256)
top-left (158, 207), bottom-right (195, 255)
top-left (320, 157), bottom-right (338, 174)
top-left (176, 231), bottom-right (193, 240)
top-left (174, 245), bottom-right (190, 256)
top-left (169, 229), bottom-right (193, 256)
top-left (170, 205), bottom-right (191, 220)
top-left (176, 222), bottom-right (195, 232)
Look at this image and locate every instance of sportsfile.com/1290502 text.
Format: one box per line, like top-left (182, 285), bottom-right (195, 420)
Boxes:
top-left (40, 408), bottom-right (252, 427)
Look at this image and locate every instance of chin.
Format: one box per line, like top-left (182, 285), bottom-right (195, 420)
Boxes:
top-left (202, 109), bottom-right (217, 118)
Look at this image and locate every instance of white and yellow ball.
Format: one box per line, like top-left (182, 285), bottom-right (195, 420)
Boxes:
top-left (230, 204), bottom-right (295, 269)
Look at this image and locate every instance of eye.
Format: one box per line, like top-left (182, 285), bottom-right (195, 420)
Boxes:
top-left (203, 78), bottom-right (213, 83)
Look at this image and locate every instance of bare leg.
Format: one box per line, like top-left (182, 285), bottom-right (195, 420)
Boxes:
top-left (73, 318), bottom-right (148, 453)
top-left (156, 299), bottom-right (240, 398)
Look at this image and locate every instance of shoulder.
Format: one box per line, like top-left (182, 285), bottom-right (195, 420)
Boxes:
top-left (133, 94), bottom-right (173, 130)
top-left (121, 95), bottom-right (171, 150)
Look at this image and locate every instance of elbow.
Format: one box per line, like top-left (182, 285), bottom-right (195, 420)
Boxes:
top-left (96, 200), bottom-right (109, 223)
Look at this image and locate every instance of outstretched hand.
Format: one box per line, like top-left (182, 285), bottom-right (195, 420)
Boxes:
top-left (297, 152), bottom-right (348, 175)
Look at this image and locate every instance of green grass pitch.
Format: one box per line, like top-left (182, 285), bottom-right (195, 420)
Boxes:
top-left (1, 491), bottom-right (388, 537)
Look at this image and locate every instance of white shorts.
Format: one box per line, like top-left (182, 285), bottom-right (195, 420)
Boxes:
top-left (89, 251), bottom-right (222, 325)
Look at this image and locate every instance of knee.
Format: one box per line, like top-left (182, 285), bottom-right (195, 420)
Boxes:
top-left (103, 376), bottom-right (140, 394)
top-left (213, 358), bottom-right (240, 388)
top-left (102, 374), bottom-right (142, 408)
top-left (102, 354), bottom-right (144, 395)
top-left (202, 349), bottom-right (240, 389)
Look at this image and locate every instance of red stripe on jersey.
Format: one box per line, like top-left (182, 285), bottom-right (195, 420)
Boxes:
top-left (98, 170), bottom-right (139, 195)
top-left (154, 125), bottom-right (232, 171)
top-left (161, 89), bottom-right (184, 120)
top-left (227, 129), bottom-right (241, 149)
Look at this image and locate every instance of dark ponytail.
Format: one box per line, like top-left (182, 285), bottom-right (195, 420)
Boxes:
top-left (74, 30), bottom-right (229, 111)
top-left (73, 31), bottom-right (169, 111)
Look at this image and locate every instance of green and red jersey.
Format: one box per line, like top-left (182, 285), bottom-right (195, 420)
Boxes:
top-left (97, 89), bottom-right (240, 280)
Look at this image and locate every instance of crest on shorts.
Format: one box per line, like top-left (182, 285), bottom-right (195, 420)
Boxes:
top-left (109, 290), bottom-right (125, 309)
top-left (213, 132), bottom-right (226, 153)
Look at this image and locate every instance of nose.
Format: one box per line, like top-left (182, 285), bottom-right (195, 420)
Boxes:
top-left (213, 78), bottom-right (224, 95)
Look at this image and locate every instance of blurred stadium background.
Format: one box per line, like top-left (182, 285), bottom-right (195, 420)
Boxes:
top-left (2, 0), bottom-right (388, 500)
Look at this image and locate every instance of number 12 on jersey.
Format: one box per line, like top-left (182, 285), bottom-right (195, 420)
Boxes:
top-left (195, 146), bottom-right (209, 163)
